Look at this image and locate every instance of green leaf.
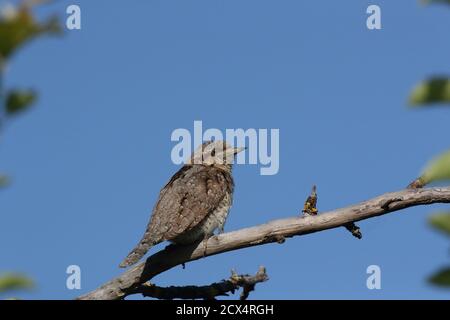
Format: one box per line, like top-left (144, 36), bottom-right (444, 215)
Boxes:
top-left (421, 0), bottom-right (450, 5)
top-left (0, 4), bottom-right (62, 60)
top-left (429, 212), bottom-right (450, 235)
top-left (420, 150), bottom-right (450, 186)
top-left (409, 77), bottom-right (450, 106)
top-left (429, 268), bottom-right (450, 287)
top-left (0, 274), bottom-right (34, 293)
top-left (0, 175), bottom-right (10, 188)
top-left (5, 89), bottom-right (37, 115)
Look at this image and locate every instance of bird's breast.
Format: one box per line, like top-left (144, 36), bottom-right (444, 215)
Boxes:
top-left (172, 192), bottom-right (232, 245)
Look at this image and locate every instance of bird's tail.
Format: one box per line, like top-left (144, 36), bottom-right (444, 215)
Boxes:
top-left (119, 239), bottom-right (154, 268)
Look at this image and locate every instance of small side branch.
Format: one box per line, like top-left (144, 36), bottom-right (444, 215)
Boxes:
top-left (344, 222), bottom-right (362, 239)
top-left (127, 266), bottom-right (268, 300)
top-left (302, 185), bottom-right (362, 239)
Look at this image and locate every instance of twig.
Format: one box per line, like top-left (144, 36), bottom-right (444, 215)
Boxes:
top-left (128, 266), bottom-right (268, 300)
top-left (302, 185), bottom-right (362, 238)
top-left (77, 186), bottom-right (450, 300)
top-left (344, 222), bottom-right (362, 239)
top-left (302, 185), bottom-right (318, 216)
top-left (408, 177), bottom-right (426, 189)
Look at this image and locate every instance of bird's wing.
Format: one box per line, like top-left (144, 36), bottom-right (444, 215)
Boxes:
top-left (147, 165), bottom-right (232, 243)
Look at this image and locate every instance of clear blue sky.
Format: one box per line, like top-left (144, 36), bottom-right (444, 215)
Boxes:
top-left (1, 0), bottom-right (450, 299)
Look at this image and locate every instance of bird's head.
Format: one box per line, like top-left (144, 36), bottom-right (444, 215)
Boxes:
top-left (187, 140), bottom-right (245, 169)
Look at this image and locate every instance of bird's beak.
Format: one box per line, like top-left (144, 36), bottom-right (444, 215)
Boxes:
top-left (222, 146), bottom-right (246, 163)
top-left (233, 147), bottom-right (246, 155)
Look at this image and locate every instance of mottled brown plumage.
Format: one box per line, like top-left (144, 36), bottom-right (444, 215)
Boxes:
top-left (119, 141), bottom-right (244, 268)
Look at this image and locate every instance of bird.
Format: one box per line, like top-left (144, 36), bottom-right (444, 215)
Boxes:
top-left (119, 140), bottom-right (245, 268)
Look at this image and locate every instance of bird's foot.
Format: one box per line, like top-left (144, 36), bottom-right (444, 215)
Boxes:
top-left (202, 235), bottom-right (209, 257)
top-left (201, 234), bottom-right (217, 257)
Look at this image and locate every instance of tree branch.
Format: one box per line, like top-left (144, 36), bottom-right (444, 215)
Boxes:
top-left (77, 186), bottom-right (450, 300)
top-left (127, 266), bottom-right (268, 300)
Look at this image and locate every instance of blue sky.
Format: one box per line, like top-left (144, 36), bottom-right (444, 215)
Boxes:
top-left (1, 0), bottom-right (450, 299)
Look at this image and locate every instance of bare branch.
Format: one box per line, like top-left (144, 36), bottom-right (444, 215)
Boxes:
top-left (127, 266), bottom-right (268, 300)
top-left (344, 222), bottom-right (362, 239)
top-left (302, 184), bottom-right (362, 239)
top-left (77, 186), bottom-right (450, 300)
